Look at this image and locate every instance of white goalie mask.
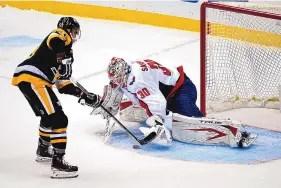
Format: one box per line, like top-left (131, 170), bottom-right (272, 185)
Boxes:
top-left (107, 57), bottom-right (130, 87)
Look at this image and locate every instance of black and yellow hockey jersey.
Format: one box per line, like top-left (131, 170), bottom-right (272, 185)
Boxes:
top-left (12, 28), bottom-right (73, 89)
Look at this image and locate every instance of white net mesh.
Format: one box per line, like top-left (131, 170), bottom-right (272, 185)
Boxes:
top-left (204, 3), bottom-right (281, 114)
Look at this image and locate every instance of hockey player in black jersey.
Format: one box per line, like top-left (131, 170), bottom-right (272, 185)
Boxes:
top-left (11, 17), bottom-right (100, 179)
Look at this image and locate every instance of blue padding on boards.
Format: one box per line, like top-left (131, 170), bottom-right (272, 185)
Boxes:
top-left (109, 125), bottom-right (281, 164)
top-left (0, 35), bottom-right (41, 48)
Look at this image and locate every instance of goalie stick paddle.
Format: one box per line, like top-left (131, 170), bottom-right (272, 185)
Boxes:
top-left (70, 77), bottom-right (157, 146)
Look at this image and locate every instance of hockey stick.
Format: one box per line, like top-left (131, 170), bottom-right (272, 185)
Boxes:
top-left (70, 77), bottom-right (157, 145)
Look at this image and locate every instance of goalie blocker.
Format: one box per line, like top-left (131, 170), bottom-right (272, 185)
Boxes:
top-left (119, 100), bottom-right (258, 148)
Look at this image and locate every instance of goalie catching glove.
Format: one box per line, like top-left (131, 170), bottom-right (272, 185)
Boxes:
top-left (91, 83), bottom-right (123, 119)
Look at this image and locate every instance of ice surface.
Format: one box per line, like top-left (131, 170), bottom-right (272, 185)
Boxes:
top-left (0, 7), bottom-right (281, 188)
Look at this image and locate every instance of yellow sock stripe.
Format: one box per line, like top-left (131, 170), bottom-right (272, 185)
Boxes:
top-left (51, 139), bottom-right (67, 144)
top-left (52, 128), bottom-right (67, 133)
top-left (39, 130), bottom-right (50, 137)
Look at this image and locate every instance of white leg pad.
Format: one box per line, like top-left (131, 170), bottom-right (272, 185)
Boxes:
top-left (172, 113), bottom-right (241, 147)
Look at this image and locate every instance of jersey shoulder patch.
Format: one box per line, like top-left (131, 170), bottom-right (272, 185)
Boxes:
top-left (46, 28), bottom-right (72, 49)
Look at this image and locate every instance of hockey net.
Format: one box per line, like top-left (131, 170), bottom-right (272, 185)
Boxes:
top-left (200, 2), bottom-right (281, 116)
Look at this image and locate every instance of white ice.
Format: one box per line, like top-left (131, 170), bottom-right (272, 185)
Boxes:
top-left (0, 7), bottom-right (281, 188)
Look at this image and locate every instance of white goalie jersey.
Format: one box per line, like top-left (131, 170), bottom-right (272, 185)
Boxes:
top-left (119, 59), bottom-right (181, 119)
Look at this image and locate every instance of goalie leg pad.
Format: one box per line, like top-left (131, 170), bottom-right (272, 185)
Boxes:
top-left (172, 113), bottom-right (242, 147)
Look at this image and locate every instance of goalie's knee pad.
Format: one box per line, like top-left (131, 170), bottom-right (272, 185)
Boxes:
top-left (45, 110), bottom-right (68, 130)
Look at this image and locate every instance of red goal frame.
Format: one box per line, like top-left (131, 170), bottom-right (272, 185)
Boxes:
top-left (200, 2), bottom-right (281, 116)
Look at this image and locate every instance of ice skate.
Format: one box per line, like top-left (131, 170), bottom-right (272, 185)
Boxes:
top-left (35, 139), bottom-right (53, 162)
top-left (51, 152), bottom-right (78, 179)
top-left (238, 131), bottom-right (258, 148)
top-left (139, 125), bottom-right (172, 146)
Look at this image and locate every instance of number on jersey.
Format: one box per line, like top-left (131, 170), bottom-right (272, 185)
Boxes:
top-left (143, 59), bottom-right (172, 76)
top-left (137, 88), bottom-right (151, 99)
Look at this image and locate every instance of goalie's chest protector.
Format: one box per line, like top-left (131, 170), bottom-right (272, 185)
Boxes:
top-left (120, 61), bottom-right (181, 117)
top-left (124, 61), bottom-right (180, 94)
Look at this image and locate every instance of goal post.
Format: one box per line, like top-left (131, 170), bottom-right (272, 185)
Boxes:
top-left (200, 2), bottom-right (281, 116)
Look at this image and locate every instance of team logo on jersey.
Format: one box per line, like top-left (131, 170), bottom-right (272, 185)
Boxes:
top-left (129, 76), bottom-right (135, 85)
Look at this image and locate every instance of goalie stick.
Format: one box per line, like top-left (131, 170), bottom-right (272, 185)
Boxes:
top-left (70, 77), bottom-right (157, 146)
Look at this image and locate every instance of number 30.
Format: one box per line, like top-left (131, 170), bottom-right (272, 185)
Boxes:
top-left (137, 88), bottom-right (150, 99)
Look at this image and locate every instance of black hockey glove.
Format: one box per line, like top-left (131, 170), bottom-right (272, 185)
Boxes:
top-left (78, 92), bottom-right (102, 108)
top-left (58, 58), bottom-right (73, 79)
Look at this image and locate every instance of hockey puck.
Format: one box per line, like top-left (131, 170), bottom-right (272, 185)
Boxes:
top-left (133, 145), bottom-right (141, 149)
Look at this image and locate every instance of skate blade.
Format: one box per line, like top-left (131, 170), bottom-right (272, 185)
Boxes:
top-left (35, 156), bottom-right (52, 163)
top-left (51, 169), bottom-right (79, 179)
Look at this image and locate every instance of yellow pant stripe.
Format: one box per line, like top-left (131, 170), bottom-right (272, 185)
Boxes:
top-left (11, 74), bottom-right (52, 87)
top-left (32, 85), bottom-right (55, 115)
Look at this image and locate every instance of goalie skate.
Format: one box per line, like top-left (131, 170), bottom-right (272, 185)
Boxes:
top-left (139, 126), bottom-right (172, 146)
top-left (238, 132), bottom-right (258, 148)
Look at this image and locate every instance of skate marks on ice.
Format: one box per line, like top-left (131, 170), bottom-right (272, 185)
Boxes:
top-left (106, 124), bottom-right (281, 164)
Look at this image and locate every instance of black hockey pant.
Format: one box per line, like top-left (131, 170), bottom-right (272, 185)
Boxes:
top-left (18, 81), bottom-right (68, 154)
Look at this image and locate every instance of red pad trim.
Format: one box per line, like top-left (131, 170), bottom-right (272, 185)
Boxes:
top-left (139, 100), bottom-right (153, 117)
top-left (184, 128), bottom-right (227, 140)
top-left (166, 66), bottom-right (185, 99)
top-left (120, 101), bottom-right (133, 111)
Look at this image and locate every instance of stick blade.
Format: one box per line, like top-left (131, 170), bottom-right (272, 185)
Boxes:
top-left (139, 132), bottom-right (157, 145)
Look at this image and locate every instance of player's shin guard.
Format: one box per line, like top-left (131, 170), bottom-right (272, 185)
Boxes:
top-left (39, 117), bottom-right (51, 144)
top-left (36, 123), bottom-right (52, 162)
top-left (50, 128), bottom-right (67, 154)
top-left (39, 126), bottom-right (51, 144)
